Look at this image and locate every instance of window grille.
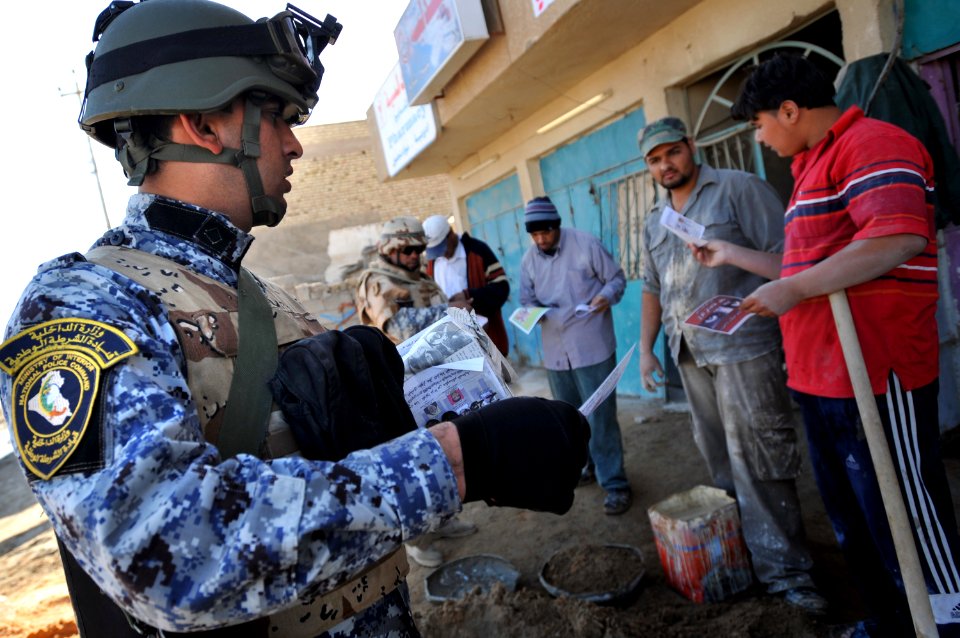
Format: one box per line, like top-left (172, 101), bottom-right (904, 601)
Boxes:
top-left (596, 169), bottom-right (660, 279)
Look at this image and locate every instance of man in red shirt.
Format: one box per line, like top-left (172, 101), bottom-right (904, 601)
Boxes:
top-left (695, 53), bottom-right (960, 637)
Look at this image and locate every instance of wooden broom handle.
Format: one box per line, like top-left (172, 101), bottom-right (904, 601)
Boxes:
top-left (829, 290), bottom-right (937, 637)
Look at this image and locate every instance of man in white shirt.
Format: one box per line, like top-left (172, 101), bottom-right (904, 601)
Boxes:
top-left (423, 215), bottom-right (511, 355)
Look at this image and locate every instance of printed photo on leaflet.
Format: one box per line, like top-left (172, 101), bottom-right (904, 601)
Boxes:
top-left (397, 310), bottom-right (514, 428)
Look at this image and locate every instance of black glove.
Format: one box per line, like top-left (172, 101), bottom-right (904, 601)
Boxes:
top-left (268, 327), bottom-right (417, 461)
top-left (451, 397), bottom-right (590, 515)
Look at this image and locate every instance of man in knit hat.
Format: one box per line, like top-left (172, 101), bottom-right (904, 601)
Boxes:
top-left (519, 196), bottom-right (633, 515)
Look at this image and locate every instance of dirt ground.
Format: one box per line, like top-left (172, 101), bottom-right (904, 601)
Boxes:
top-left (3, 372), bottom-right (960, 637)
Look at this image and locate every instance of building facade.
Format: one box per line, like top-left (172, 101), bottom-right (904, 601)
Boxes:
top-left (367, 0), bottom-right (960, 427)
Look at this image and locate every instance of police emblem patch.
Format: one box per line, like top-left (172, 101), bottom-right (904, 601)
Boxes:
top-left (0, 319), bottom-right (137, 479)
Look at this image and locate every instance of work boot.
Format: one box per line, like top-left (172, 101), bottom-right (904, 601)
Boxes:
top-left (404, 542), bottom-right (443, 568)
top-left (436, 516), bottom-right (478, 538)
top-left (603, 488), bottom-right (633, 515)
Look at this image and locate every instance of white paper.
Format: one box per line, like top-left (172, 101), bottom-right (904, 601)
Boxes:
top-left (403, 357), bottom-right (512, 427)
top-left (574, 303), bottom-right (596, 317)
top-left (435, 357), bottom-right (485, 372)
top-left (660, 205), bottom-right (707, 247)
top-left (399, 311), bottom-right (515, 427)
top-left (578, 343), bottom-right (637, 418)
top-left (398, 316), bottom-right (480, 375)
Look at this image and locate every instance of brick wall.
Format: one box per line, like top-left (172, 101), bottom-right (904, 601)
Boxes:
top-left (246, 121), bottom-right (451, 278)
top-left (283, 121), bottom-right (451, 230)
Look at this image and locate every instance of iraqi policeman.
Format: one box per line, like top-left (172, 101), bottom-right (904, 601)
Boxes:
top-left (0, 1), bottom-right (590, 636)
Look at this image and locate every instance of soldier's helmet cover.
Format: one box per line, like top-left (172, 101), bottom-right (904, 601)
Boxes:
top-left (80, 0), bottom-right (342, 227)
top-left (378, 216), bottom-right (427, 255)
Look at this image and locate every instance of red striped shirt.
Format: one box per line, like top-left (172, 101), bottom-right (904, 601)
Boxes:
top-left (780, 107), bottom-right (938, 397)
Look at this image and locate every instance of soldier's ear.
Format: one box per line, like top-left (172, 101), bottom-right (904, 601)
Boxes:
top-left (174, 108), bottom-right (235, 155)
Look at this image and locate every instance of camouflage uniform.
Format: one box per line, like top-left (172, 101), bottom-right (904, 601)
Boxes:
top-left (355, 259), bottom-right (448, 344)
top-left (0, 194), bottom-right (461, 635)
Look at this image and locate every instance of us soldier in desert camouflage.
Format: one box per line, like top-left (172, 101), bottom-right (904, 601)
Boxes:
top-left (355, 216), bottom-right (468, 343)
top-left (355, 215), bottom-right (479, 567)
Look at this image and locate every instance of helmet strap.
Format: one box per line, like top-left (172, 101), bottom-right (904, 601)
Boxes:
top-left (114, 118), bottom-right (157, 186)
top-left (113, 96), bottom-right (286, 227)
top-left (237, 97), bottom-right (284, 228)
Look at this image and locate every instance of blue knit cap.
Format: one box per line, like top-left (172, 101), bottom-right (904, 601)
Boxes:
top-left (524, 196), bottom-right (561, 232)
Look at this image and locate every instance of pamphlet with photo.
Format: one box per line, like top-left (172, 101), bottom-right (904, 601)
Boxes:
top-left (508, 306), bottom-right (549, 335)
top-left (683, 295), bottom-right (754, 335)
top-left (660, 205), bottom-right (707, 247)
top-left (398, 309), bottom-right (515, 428)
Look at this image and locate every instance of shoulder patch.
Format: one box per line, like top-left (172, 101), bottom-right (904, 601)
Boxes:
top-left (0, 319), bottom-right (137, 480)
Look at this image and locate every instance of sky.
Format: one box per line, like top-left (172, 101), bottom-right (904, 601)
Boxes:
top-left (0, 0), bottom-right (408, 327)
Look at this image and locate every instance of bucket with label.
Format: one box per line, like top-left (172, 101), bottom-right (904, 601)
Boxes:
top-left (647, 485), bottom-right (753, 603)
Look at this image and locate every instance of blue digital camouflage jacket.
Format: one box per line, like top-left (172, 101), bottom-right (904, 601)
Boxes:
top-left (0, 193), bottom-right (460, 634)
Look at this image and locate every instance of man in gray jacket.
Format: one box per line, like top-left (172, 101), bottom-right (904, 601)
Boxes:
top-left (520, 196), bottom-right (632, 515)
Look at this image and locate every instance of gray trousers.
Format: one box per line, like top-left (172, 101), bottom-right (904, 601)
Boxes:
top-left (677, 345), bottom-right (814, 592)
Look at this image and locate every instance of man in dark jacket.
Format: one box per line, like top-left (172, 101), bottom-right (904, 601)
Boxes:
top-left (423, 214), bottom-right (511, 355)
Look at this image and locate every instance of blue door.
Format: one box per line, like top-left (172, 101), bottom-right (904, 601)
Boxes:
top-left (539, 107), bottom-right (648, 396)
top-left (465, 174), bottom-right (543, 366)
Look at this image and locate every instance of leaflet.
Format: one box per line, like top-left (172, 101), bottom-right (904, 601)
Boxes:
top-left (508, 306), bottom-right (549, 335)
top-left (399, 310), bottom-right (515, 427)
top-left (574, 303), bottom-right (597, 317)
top-left (660, 205), bottom-right (707, 247)
top-left (578, 343), bottom-right (637, 418)
top-left (683, 295), bottom-right (754, 335)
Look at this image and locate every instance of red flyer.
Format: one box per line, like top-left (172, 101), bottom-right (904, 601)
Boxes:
top-left (683, 295), bottom-right (754, 335)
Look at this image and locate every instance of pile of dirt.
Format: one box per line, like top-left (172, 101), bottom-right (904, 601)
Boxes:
top-left (414, 581), bottom-right (824, 638)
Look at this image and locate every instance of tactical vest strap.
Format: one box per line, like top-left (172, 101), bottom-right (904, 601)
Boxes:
top-left (217, 268), bottom-right (278, 458)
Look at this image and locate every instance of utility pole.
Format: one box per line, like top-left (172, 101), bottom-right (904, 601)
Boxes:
top-left (60, 71), bottom-right (111, 231)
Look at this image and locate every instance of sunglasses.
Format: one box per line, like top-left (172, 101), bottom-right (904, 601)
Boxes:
top-left (401, 245), bottom-right (426, 256)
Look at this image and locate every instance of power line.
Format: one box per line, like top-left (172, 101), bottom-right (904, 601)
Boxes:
top-left (59, 71), bottom-right (111, 231)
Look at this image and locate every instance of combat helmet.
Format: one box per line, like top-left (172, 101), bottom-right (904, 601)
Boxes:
top-left (378, 216), bottom-right (427, 255)
top-left (80, 0), bottom-right (342, 227)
